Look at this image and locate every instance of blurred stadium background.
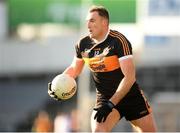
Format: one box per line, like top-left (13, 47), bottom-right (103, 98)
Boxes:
top-left (0, 0), bottom-right (180, 132)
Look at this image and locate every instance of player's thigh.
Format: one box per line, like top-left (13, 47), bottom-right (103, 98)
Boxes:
top-left (91, 108), bottom-right (121, 132)
top-left (130, 113), bottom-right (157, 132)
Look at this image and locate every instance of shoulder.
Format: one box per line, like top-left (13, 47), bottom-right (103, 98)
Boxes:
top-left (109, 29), bottom-right (131, 46)
top-left (77, 36), bottom-right (91, 46)
top-left (109, 29), bottom-right (128, 40)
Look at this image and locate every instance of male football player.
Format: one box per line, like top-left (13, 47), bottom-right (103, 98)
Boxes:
top-left (48, 5), bottom-right (157, 132)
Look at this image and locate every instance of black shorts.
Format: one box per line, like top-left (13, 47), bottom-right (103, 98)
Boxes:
top-left (95, 87), bottom-right (152, 121)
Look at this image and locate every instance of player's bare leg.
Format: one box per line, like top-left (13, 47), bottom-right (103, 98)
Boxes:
top-left (130, 113), bottom-right (157, 132)
top-left (91, 108), bottom-right (120, 132)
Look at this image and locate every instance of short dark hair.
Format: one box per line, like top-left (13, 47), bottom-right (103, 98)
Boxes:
top-left (89, 5), bottom-right (109, 21)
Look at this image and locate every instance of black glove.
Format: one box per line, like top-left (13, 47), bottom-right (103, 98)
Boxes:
top-left (48, 82), bottom-right (62, 101)
top-left (94, 100), bottom-right (115, 123)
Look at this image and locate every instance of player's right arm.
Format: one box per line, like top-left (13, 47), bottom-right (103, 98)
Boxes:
top-left (63, 56), bottom-right (85, 79)
top-left (48, 56), bottom-right (84, 101)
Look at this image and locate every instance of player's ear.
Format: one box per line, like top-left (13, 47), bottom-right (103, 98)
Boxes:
top-left (102, 18), bottom-right (108, 26)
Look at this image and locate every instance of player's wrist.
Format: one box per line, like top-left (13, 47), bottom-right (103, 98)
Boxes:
top-left (107, 100), bottom-right (115, 109)
top-left (101, 100), bottom-right (115, 109)
top-left (94, 100), bottom-right (115, 123)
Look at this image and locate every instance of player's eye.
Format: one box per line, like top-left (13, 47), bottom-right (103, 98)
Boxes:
top-left (89, 19), bottom-right (95, 23)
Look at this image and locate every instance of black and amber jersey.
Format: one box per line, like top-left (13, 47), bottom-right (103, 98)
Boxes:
top-left (75, 29), bottom-right (138, 97)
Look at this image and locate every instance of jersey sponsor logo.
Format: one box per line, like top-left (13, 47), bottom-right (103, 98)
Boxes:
top-left (83, 46), bottom-right (120, 72)
top-left (83, 46), bottom-right (110, 72)
top-left (90, 62), bottom-right (106, 72)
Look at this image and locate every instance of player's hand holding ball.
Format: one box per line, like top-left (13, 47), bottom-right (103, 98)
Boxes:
top-left (94, 100), bottom-right (115, 123)
top-left (48, 74), bottom-right (77, 101)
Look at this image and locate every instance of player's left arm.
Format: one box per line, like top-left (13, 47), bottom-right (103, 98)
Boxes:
top-left (110, 56), bottom-right (136, 105)
top-left (93, 56), bottom-right (136, 123)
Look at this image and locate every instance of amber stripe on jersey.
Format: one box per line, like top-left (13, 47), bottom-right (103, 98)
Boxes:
top-left (110, 30), bottom-right (130, 55)
top-left (109, 31), bottom-right (131, 56)
top-left (83, 55), bottom-right (120, 72)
